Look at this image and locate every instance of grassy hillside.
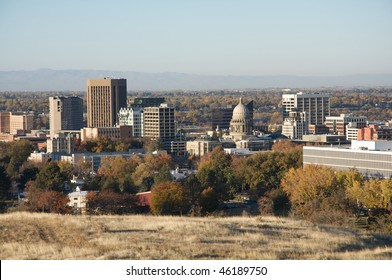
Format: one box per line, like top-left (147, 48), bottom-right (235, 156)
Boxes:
top-left (1, 212), bottom-right (391, 260)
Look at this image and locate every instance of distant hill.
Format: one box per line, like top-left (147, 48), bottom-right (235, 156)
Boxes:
top-left (0, 69), bottom-right (391, 91)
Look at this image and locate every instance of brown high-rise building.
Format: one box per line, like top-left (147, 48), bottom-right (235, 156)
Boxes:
top-left (86, 78), bottom-right (127, 127)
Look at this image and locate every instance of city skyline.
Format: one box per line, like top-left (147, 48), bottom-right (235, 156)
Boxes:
top-left (0, 0), bottom-right (391, 77)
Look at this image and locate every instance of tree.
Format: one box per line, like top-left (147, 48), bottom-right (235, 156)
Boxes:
top-left (282, 165), bottom-right (337, 207)
top-left (36, 191), bottom-right (71, 213)
top-left (0, 166), bottom-right (11, 199)
top-left (272, 141), bottom-right (300, 152)
top-left (26, 186), bottom-right (70, 214)
top-left (92, 137), bottom-right (115, 153)
top-left (244, 150), bottom-right (302, 198)
top-left (57, 161), bottom-right (74, 181)
top-left (32, 162), bottom-right (68, 192)
top-left (100, 176), bottom-right (121, 193)
top-left (196, 147), bottom-right (235, 201)
top-left (5, 140), bottom-right (33, 178)
top-left (185, 174), bottom-right (203, 206)
top-left (346, 179), bottom-right (392, 209)
top-left (150, 182), bottom-right (190, 215)
top-left (153, 165), bottom-right (172, 186)
top-left (281, 165), bottom-right (354, 223)
top-left (18, 164), bottom-right (40, 190)
top-left (258, 187), bottom-right (290, 216)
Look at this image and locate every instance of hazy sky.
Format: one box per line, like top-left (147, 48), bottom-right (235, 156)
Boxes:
top-left (0, 0), bottom-right (391, 76)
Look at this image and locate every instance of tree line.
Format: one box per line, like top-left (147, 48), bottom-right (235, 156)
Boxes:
top-left (1, 139), bottom-right (391, 233)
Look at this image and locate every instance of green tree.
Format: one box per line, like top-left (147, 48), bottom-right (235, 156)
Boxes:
top-left (57, 161), bottom-right (74, 181)
top-left (100, 176), bottom-right (121, 193)
top-left (32, 162), bottom-right (68, 192)
top-left (5, 140), bottom-right (33, 178)
top-left (185, 174), bottom-right (203, 206)
top-left (153, 165), bottom-right (172, 186)
top-left (18, 165), bottom-right (40, 190)
top-left (196, 147), bottom-right (235, 201)
top-left (0, 166), bottom-right (11, 199)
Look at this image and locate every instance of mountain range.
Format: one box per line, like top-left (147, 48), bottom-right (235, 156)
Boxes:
top-left (0, 69), bottom-right (391, 91)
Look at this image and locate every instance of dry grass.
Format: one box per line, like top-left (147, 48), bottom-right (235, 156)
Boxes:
top-left (0, 212), bottom-right (391, 260)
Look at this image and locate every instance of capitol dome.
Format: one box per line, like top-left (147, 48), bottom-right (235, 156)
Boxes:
top-left (230, 98), bottom-right (252, 140)
top-left (232, 98), bottom-right (250, 120)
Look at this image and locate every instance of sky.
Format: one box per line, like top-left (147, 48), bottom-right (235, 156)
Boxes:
top-left (0, 0), bottom-right (391, 76)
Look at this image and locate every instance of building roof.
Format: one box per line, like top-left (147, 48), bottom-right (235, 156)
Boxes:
top-left (232, 98), bottom-right (250, 121)
top-left (68, 191), bottom-right (88, 197)
top-left (136, 191), bottom-right (152, 207)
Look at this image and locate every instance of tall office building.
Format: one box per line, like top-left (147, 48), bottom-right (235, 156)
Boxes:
top-left (282, 92), bottom-right (330, 125)
top-left (86, 78), bottom-right (127, 127)
top-left (143, 104), bottom-right (175, 141)
top-left (49, 96), bottom-right (83, 137)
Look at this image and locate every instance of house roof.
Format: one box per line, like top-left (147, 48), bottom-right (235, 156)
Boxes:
top-left (136, 191), bottom-right (152, 207)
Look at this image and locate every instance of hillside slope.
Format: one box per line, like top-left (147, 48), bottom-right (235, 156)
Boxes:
top-left (1, 212), bottom-right (391, 260)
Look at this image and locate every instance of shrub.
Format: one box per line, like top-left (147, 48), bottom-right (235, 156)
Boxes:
top-left (199, 187), bottom-right (219, 213)
top-left (86, 191), bottom-right (138, 215)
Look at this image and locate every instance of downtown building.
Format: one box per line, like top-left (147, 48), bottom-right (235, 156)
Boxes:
top-left (324, 113), bottom-right (367, 136)
top-left (49, 96), bottom-right (84, 137)
top-left (303, 140), bottom-right (392, 179)
top-left (10, 113), bottom-right (34, 135)
top-left (86, 78), bottom-right (127, 127)
top-left (118, 107), bottom-right (144, 137)
top-left (282, 111), bottom-right (308, 140)
top-left (282, 92), bottom-right (330, 125)
top-left (143, 104), bottom-right (175, 141)
top-left (143, 104), bottom-right (185, 155)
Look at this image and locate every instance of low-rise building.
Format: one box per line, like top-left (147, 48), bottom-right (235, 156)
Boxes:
top-left (303, 140), bottom-right (392, 179)
top-left (325, 114), bottom-right (367, 136)
top-left (357, 124), bottom-right (392, 141)
top-left (68, 189), bottom-right (88, 214)
top-left (80, 126), bottom-right (133, 142)
top-left (47, 133), bottom-right (75, 154)
top-left (28, 151), bottom-right (50, 162)
top-left (10, 113), bottom-right (34, 134)
top-left (186, 139), bottom-right (221, 157)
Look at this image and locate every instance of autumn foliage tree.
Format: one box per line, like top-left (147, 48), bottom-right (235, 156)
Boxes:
top-left (150, 182), bottom-right (190, 215)
top-left (282, 166), bottom-right (359, 225)
top-left (26, 188), bottom-right (70, 214)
